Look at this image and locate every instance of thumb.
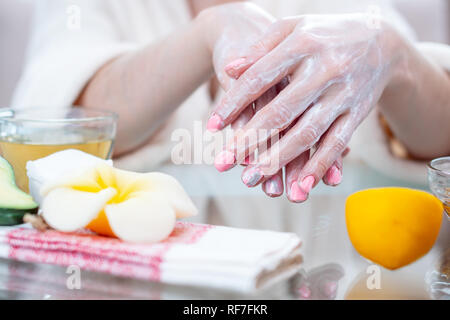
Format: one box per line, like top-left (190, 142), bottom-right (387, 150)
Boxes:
top-left (224, 18), bottom-right (297, 79)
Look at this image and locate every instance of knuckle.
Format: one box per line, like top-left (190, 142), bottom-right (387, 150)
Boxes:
top-left (251, 20), bottom-right (288, 53)
top-left (286, 37), bottom-right (304, 55)
top-left (266, 163), bottom-right (281, 176)
top-left (297, 124), bottom-right (320, 146)
top-left (241, 71), bottom-right (261, 93)
top-left (321, 56), bottom-right (343, 78)
top-left (268, 19), bottom-right (289, 35)
top-left (297, 31), bottom-right (324, 52)
top-left (250, 39), bottom-right (268, 53)
top-left (265, 102), bottom-right (294, 128)
top-left (331, 136), bottom-right (347, 154)
top-left (315, 159), bottom-right (329, 175)
top-left (322, 54), bottom-right (354, 80)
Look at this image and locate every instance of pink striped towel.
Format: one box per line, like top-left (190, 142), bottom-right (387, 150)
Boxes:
top-left (0, 222), bottom-right (302, 292)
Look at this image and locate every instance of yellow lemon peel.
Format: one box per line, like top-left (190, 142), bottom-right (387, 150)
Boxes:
top-left (346, 187), bottom-right (443, 270)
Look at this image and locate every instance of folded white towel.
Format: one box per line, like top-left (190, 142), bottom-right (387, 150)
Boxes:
top-left (0, 222), bottom-right (302, 293)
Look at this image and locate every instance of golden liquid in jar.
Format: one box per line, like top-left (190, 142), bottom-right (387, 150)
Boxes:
top-left (0, 139), bottom-right (113, 192)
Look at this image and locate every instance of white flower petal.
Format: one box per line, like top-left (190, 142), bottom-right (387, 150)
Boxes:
top-left (144, 173), bottom-right (198, 218)
top-left (27, 149), bottom-right (112, 204)
top-left (105, 194), bottom-right (176, 243)
top-left (41, 187), bottom-right (116, 232)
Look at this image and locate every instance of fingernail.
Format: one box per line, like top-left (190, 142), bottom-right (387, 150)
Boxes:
top-left (298, 285), bottom-right (312, 299)
top-left (290, 182), bottom-right (308, 202)
top-left (224, 58), bottom-right (247, 78)
top-left (207, 114), bottom-right (223, 132)
top-left (326, 166), bottom-right (342, 186)
top-left (214, 150), bottom-right (235, 172)
top-left (242, 167), bottom-right (262, 187)
top-left (300, 176), bottom-right (315, 193)
top-left (265, 175), bottom-right (283, 196)
top-left (322, 281), bottom-right (338, 297)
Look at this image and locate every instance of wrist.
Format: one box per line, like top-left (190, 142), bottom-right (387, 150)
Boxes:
top-left (189, 10), bottom-right (216, 79)
top-left (195, 6), bottom-right (218, 54)
top-left (380, 20), bottom-right (413, 90)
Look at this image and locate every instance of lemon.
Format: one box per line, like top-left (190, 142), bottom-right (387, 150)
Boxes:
top-left (346, 187), bottom-right (443, 270)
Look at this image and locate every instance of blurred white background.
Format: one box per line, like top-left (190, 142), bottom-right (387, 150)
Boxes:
top-left (0, 0), bottom-right (32, 107)
top-left (0, 0), bottom-right (448, 107)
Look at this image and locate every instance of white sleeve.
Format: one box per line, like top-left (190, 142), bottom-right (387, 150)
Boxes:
top-left (11, 0), bottom-right (137, 109)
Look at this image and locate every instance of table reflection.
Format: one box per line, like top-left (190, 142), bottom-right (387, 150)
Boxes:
top-left (0, 163), bottom-right (449, 300)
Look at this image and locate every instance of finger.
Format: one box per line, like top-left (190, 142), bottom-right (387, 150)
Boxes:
top-left (342, 147), bottom-right (351, 158)
top-left (230, 105), bottom-right (255, 167)
top-left (233, 107), bottom-right (254, 167)
top-left (237, 84), bottom-right (276, 167)
top-left (322, 158), bottom-right (343, 187)
top-left (258, 85), bottom-right (284, 196)
top-left (228, 65), bottom-right (331, 169)
top-left (220, 86), bottom-right (278, 172)
top-left (245, 104), bottom-right (298, 194)
top-left (285, 151), bottom-right (310, 203)
top-left (208, 35), bottom-right (307, 132)
top-left (297, 114), bottom-right (355, 194)
top-left (258, 82), bottom-right (291, 193)
top-left (276, 76), bottom-right (290, 92)
top-left (275, 119), bottom-right (319, 201)
top-left (254, 86), bottom-right (278, 112)
top-left (262, 170), bottom-right (284, 197)
top-left (322, 147), bottom-right (350, 186)
top-left (322, 146), bottom-right (350, 186)
top-left (214, 83), bottom-right (282, 172)
top-left (249, 85), bottom-right (278, 167)
top-left (236, 82), bottom-right (343, 182)
top-left (224, 18), bottom-right (298, 79)
top-left (231, 104), bottom-right (254, 131)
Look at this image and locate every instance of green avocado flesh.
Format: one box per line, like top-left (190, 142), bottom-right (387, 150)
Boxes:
top-left (0, 156), bottom-right (38, 225)
top-left (0, 207), bottom-right (38, 225)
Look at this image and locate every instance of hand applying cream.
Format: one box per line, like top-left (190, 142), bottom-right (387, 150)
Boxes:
top-left (210, 14), bottom-right (407, 198)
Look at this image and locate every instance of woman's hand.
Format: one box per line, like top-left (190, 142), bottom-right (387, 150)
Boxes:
top-left (200, 3), bottom-right (290, 198)
top-left (208, 14), bottom-right (403, 198)
top-left (199, 2), bottom-right (275, 90)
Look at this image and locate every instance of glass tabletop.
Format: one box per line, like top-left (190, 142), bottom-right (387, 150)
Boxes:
top-left (0, 161), bottom-right (448, 300)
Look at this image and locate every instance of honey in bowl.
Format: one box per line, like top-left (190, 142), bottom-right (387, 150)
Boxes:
top-left (0, 107), bottom-right (117, 192)
top-left (0, 137), bottom-right (113, 192)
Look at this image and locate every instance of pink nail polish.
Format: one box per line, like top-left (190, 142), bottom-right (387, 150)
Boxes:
top-left (327, 166), bottom-right (342, 186)
top-left (214, 150), bottom-right (235, 172)
top-left (300, 176), bottom-right (315, 193)
top-left (224, 58), bottom-right (247, 78)
top-left (207, 114), bottom-right (223, 132)
top-left (265, 175), bottom-right (282, 196)
top-left (242, 167), bottom-right (262, 187)
top-left (322, 281), bottom-right (338, 297)
top-left (298, 285), bottom-right (311, 299)
top-left (290, 182), bottom-right (307, 202)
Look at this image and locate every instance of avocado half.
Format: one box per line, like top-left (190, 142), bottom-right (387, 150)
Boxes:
top-left (0, 156), bottom-right (38, 225)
